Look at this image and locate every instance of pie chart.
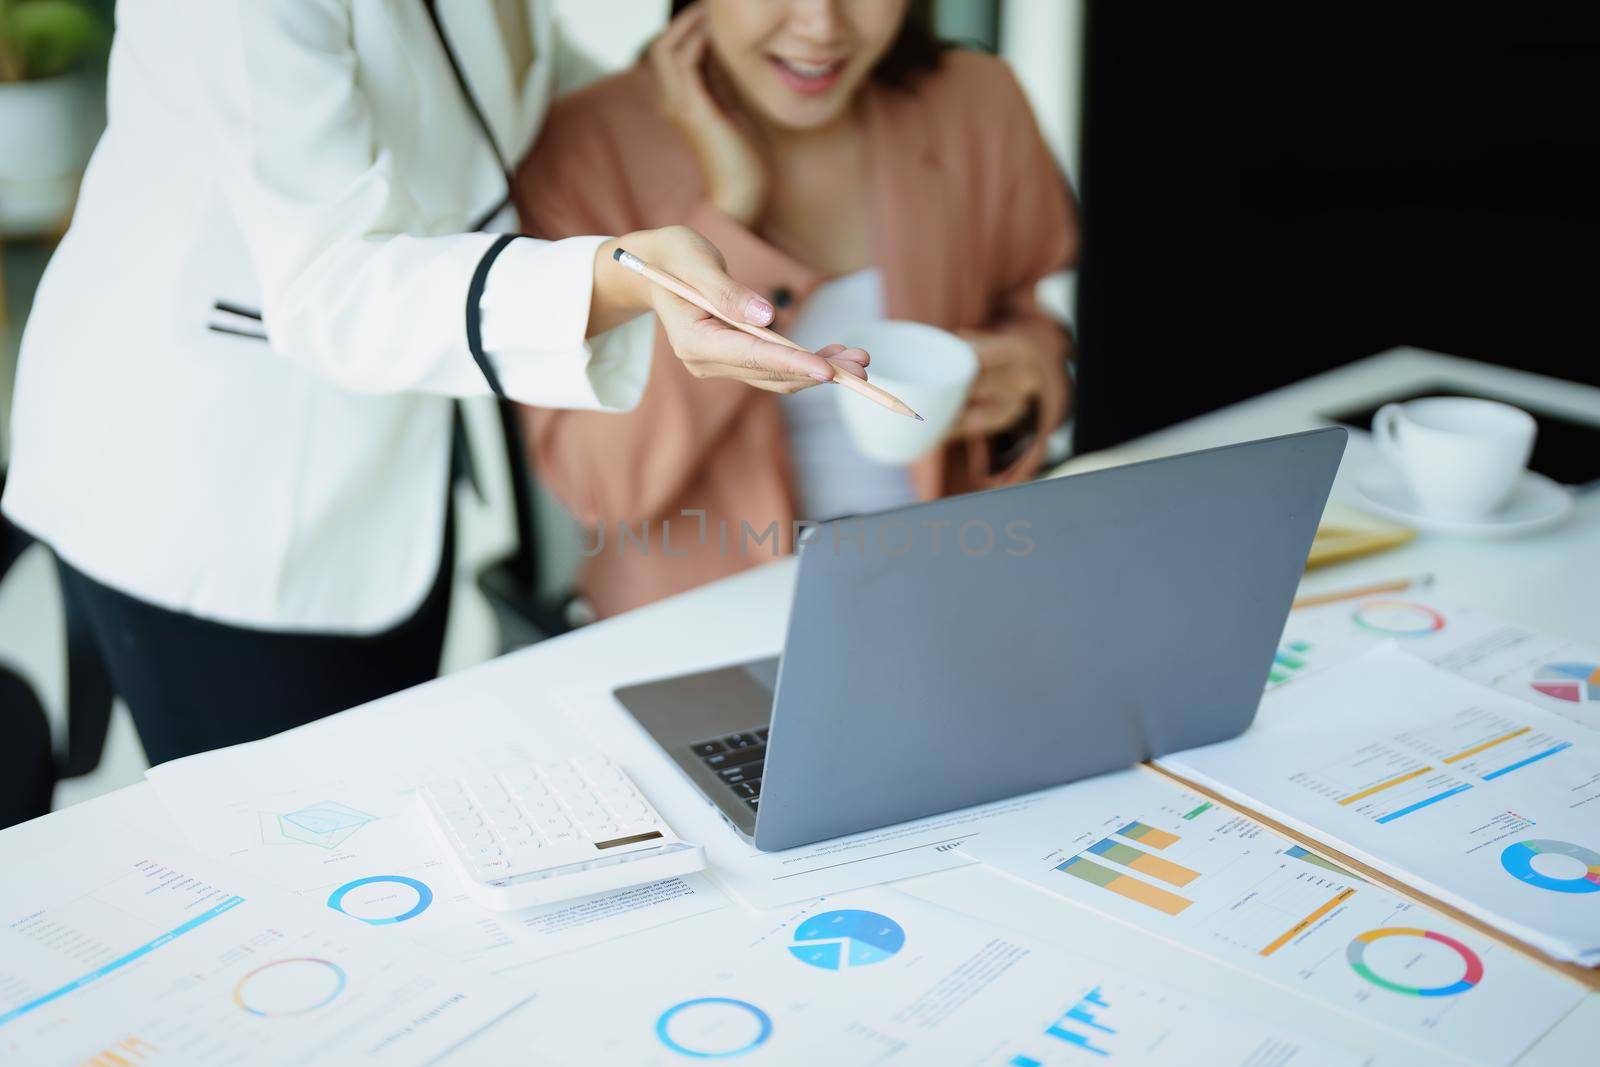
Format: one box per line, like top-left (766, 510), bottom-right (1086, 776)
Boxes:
top-left (788, 909), bottom-right (905, 970)
top-left (1530, 662), bottom-right (1600, 704)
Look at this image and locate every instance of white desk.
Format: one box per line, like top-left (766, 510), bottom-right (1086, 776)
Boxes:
top-left (18, 348), bottom-right (1600, 1064)
top-left (1059, 347), bottom-right (1600, 640)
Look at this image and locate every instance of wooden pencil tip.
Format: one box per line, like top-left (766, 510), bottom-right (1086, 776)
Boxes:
top-left (913, 412), bottom-right (925, 421)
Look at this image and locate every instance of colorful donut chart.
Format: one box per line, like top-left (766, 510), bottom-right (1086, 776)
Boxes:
top-left (1500, 839), bottom-right (1600, 894)
top-left (1351, 600), bottom-right (1447, 636)
top-left (233, 957), bottom-right (346, 1017)
top-left (1346, 927), bottom-right (1483, 997)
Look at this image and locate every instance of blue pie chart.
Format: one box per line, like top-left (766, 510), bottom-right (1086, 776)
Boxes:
top-left (788, 909), bottom-right (905, 970)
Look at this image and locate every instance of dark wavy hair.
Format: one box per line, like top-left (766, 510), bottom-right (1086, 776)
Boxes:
top-left (668, 0), bottom-right (948, 90)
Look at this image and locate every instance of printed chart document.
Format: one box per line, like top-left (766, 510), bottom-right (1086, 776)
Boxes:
top-left (1270, 595), bottom-right (1600, 733)
top-left (1160, 646), bottom-right (1600, 965)
top-left (556, 683), bottom-right (1056, 908)
top-left (475, 886), bottom-right (1365, 1066)
top-left (958, 767), bottom-right (1584, 1067)
top-left (0, 814), bottom-right (523, 1066)
top-left (144, 696), bottom-right (727, 976)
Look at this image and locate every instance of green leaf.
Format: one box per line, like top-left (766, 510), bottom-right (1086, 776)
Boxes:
top-left (0, 0), bottom-right (108, 81)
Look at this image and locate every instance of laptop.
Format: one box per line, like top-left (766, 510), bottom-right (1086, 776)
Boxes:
top-left (615, 428), bottom-right (1346, 851)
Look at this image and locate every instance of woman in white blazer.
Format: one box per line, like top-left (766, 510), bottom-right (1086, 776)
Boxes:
top-left (1, 0), bottom-right (867, 764)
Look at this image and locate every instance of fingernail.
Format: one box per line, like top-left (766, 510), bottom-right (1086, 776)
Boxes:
top-left (745, 297), bottom-right (774, 325)
top-left (810, 370), bottom-right (833, 383)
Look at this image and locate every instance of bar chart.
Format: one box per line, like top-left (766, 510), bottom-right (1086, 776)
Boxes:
top-left (1056, 824), bottom-right (1199, 916)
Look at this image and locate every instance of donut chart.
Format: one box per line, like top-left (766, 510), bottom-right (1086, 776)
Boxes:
top-left (233, 957), bottom-right (346, 1017)
top-left (1346, 928), bottom-right (1483, 997)
top-left (1351, 600), bottom-right (1446, 636)
top-left (326, 875), bottom-right (434, 924)
top-left (655, 997), bottom-right (772, 1058)
top-left (1500, 839), bottom-right (1600, 894)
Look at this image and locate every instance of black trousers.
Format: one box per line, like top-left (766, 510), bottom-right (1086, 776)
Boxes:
top-left (55, 514), bottom-right (453, 767)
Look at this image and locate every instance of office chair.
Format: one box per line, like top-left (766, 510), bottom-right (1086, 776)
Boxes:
top-left (0, 485), bottom-right (116, 790)
top-left (472, 399), bottom-right (577, 654)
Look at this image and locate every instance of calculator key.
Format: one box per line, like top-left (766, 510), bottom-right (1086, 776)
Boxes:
top-left (446, 811), bottom-right (484, 831)
top-left (493, 818), bottom-right (534, 838)
top-left (465, 844), bottom-right (504, 862)
top-left (456, 828), bottom-right (492, 846)
top-left (582, 760), bottom-right (625, 785)
top-left (589, 821), bottom-right (622, 838)
top-left (745, 797), bottom-right (759, 811)
top-left (733, 780), bottom-right (760, 798)
top-left (547, 829), bottom-right (580, 843)
top-left (427, 793), bottom-right (473, 814)
top-left (692, 740), bottom-right (727, 757)
top-left (474, 858), bottom-right (512, 876)
top-left (612, 798), bottom-right (649, 820)
top-left (725, 732), bottom-right (760, 749)
top-left (599, 782), bottom-right (639, 803)
top-left (544, 766), bottom-right (585, 789)
top-left (536, 814), bottom-right (574, 834)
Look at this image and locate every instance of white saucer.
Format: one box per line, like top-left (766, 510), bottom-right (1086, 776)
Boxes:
top-left (1353, 465), bottom-right (1574, 538)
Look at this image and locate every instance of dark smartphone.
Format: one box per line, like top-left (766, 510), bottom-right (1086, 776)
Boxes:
top-left (1325, 385), bottom-right (1600, 489)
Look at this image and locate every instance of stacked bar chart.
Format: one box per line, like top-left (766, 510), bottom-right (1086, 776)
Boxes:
top-left (1283, 844), bottom-right (1360, 880)
top-left (1056, 825), bottom-right (1200, 916)
top-left (1117, 821), bottom-right (1179, 849)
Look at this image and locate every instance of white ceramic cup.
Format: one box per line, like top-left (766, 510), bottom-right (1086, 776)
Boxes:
top-left (832, 321), bottom-right (979, 463)
top-left (1372, 397), bottom-right (1536, 520)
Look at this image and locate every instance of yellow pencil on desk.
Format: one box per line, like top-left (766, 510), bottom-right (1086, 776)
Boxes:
top-left (612, 247), bottom-right (923, 421)
top-left (1292, 573), bottom-right (1434, 610)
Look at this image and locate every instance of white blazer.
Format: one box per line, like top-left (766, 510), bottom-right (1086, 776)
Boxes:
top-left (3, 0), bottom-right (655, 632)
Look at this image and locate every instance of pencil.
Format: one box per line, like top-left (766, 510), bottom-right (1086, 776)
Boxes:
top-left (612, 248), bottom-right (923, 421)
top-left (1291, 573), bottom-right (1433, 611)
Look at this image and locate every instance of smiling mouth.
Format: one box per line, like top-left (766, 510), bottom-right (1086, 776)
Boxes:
top-left (768, 55), bottom-right (848, 95)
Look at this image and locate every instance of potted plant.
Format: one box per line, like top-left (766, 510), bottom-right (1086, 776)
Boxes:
top-left (0, 0), bottom-right (108, 236)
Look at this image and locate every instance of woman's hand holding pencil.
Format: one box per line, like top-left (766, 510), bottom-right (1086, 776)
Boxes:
top-left (589, 226), bottom-right (873, 397)
top-left (593, 229), bottom-right (922, 419)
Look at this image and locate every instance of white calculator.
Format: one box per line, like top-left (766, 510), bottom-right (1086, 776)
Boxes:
top-left (418, 757), bottom-right (705, 909)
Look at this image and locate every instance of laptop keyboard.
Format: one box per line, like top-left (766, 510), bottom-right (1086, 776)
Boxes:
top-left (690, 727), bottom-right (769, 813)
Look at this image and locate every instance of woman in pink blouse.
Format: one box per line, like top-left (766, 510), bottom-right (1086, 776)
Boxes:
top-left (517, 0), bottom-right (1079, 617)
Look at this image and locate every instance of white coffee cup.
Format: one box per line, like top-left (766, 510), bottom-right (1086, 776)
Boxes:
top-left (1372, 397), bottom-right (1536, 520)
top-left (832, 321), bottom-right (978, 463)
